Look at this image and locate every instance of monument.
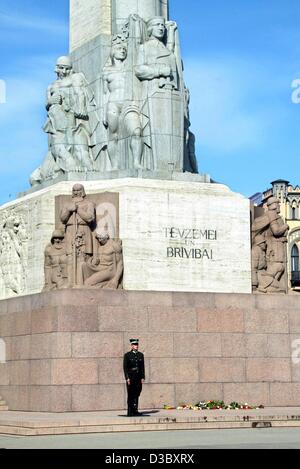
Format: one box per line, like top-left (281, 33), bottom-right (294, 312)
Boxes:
top-left (0, 0), bottom-right (252, 300)
top-left (1, 0), bottom-right (298, 414)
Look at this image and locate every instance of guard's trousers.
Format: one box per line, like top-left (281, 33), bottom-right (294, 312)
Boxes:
top-left (127, 377), bottom-right (142, 416)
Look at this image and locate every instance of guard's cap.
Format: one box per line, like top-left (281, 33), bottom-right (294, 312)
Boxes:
top-left (130, 339), bottom-right (139, 345)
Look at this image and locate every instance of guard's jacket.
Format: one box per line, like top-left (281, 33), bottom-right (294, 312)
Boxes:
top-left (123, 350), bottom-right (145, 381)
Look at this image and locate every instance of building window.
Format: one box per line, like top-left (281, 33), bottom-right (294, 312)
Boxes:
top-left (292, 207), bottom-right (297, 220)
top-left (291, 244), bottom-right (299, 272)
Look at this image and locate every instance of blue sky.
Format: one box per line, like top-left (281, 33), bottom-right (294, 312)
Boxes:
top-left (0, 0), bottom-right (300, 204)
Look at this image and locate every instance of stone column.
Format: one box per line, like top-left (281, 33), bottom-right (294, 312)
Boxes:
top-left (70, 0), bottom-right (112, 51)
top-left (70, 0), bottom-right (169, 51)
top-left (112, 0), bottom-right (169, 32)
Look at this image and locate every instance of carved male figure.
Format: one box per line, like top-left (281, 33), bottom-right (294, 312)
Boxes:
top-left (82, 233), bottom-right (123, 289)
top-left (31, 56), bottom-right (96, 185)
top-left (43, 230), bottom-right (68, 291)
top-left (103, 42), bottom-right (143, 170)
top-left (0, 215), bottom-right (28, 295)
top-left (135, 17), bottom-right (178, 91)
top-left (251, 234), bottom-right (267, 291)
top-left (257, 197), bottom-right (289, 293)
top-left (60, 184), bottom-right (96, 286)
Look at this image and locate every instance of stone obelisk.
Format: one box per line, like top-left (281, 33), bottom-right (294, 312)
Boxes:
top-left (70, 0), bottom-right (169, 51)
top-left (67, 0), bottom-right (201, 177)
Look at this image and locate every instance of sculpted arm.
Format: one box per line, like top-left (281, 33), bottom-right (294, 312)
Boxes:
top-left (46, 86), bottom-right (52, 111)
top-left (166, 21), bottom-right (177, 53)
top-left (268, 212), bottom-right (290, 238)
top-left (135, 46), bottom-right (171, 81)
top-left (60, 206), bottom-right (73, 225)
top-left (106, 241), bottom-right (123, 289)
top-left (114, 242), bottom-right (124, 285)
top-left (46, 84), bottom-right (62, 111)
top-left (102, 73), bottom-right (109, 127)
top-left (77, 201), bottom-right (95, 224)
top-left (269, 219), bottom-right (289, 237)
top-left (72, 73), bottom-right (89, 119)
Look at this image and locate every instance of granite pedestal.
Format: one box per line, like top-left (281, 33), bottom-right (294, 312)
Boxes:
top-left (0, 290), bottom-right (300, 412)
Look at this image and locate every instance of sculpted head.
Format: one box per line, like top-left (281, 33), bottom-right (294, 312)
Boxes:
top-left (3, 216), bottom-right (20, 235)
top-left (55, 56), bottom-right (72, 79)
top-left (110, 43), bottom-right (127, 64)
top-left (267, 196), bottom-right (280, 214)
top-left (72, 184), bottom-right (86, 200)
top-left (51, 230), bottom-right (65, 246)
top-left (96, 233), bottom-right (110, 246)
top-left (254, 234), bottom-right (266, 251)
top-left (147, 17), bottom-right (166, 40)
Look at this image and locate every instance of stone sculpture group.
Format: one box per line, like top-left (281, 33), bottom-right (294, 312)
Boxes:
top-left (43, 184), bottom-right (123, 291)
top-left (251, 197), bottom-right (289, 294)
top-left (30, 14), bottom-right (198, 186)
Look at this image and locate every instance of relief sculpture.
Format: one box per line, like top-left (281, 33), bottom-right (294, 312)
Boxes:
top-left (0, 211), bottom-right (29, 296)
top-left (252, 197), bottom-right (289, 294)
top-left (43, 184), bottom-right (124, 291)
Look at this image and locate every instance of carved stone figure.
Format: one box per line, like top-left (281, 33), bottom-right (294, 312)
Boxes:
top-left (252, 196), bottom-right (289, 293)
top-left (184, 87), bottom-right (199, 174)
top-left (82, 233), bottom-right (123, 289)
top-left (134, 16), bottom-right (186, 171)
top-left (60, 184), bottom-right (96, 286)
top-left (251, 234), bottom-right (267, 291)
top-left (43, 230), bottom-right (68, 291)
top-left (135, 17), bottom-right (179, 91)
top-left (0, 213), bottom-right (28, 296)
top-left (30, 56), bottom-right (99, 185)
top-left (102, 41), bottom-right (143, 170)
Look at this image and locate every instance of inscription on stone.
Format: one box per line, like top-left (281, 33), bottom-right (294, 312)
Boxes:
top-left (164, 227), bottom-right (217, 259)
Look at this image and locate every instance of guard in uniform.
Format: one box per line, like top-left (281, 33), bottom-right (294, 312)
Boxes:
top-left (123, 339), bottom-right (145, 416)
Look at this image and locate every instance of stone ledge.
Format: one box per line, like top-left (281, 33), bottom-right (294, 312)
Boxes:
top-left (19, 171), bottom-right (211, 198)
top-left (1, 408), bottom-right (300, 435)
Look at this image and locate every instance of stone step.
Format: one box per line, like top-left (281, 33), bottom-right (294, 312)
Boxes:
top-left (0, 409), bottom-right (300, 436)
